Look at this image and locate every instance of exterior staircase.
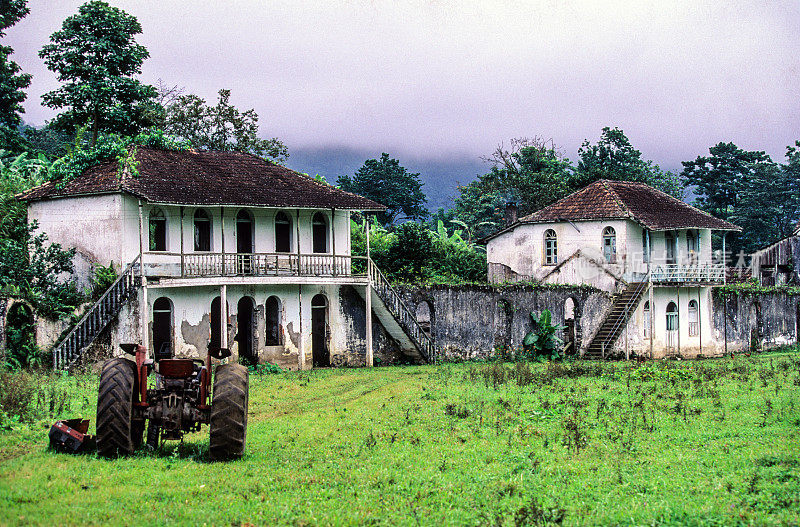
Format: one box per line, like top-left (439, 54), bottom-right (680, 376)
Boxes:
top-left (584, 280), bottom-right (648, 360)
top-left (52, 257), bottom-right (141, 370)
top-left (360, 259), bottom-right (436, 363)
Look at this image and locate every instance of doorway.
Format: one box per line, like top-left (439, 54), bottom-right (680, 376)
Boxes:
top-left (236, 210), bottom-right (254, 274)
top-left (152, 297), bottom-right (173, 360)
top-left (236, 296), bottom-right (256, 365)
top-left (666, 301), bottom-right (678, 350)
top-left (311, 294), bottom-right (329, 367)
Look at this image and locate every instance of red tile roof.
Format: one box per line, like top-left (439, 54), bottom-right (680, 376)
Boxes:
top-left (20, 148), bottom-right (386, 211)
top-left (484, 179), bottom-right (740, 241)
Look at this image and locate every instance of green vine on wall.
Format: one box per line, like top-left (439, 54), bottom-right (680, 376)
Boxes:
top-left (715, 279), bottom-right (800, 298)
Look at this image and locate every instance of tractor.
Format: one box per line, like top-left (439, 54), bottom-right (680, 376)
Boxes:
top-left (95, 343), bottom-right (249, 461)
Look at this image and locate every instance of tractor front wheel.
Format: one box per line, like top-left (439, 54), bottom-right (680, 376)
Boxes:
top-left (96, 358), bottom-right (139, 457)
top-left (209, 363), bottom-right (249, 461)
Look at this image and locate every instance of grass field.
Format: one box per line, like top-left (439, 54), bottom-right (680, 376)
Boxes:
top-left (1, 353), bottom-right (799, 526)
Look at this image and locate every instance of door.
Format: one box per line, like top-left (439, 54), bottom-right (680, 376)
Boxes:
top-left (236, 210), bottom-right (253, 274)
top-left (235, 297), bottom-right (256, 365)
top-left (311, 294), bottom-right (329, 367)
top-left (666, 302), bottom-right (678, 350)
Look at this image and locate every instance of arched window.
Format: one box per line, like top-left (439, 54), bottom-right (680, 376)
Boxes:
top-left (275, 211), bottom-right (291, 253)
top-left (643, 301), bottom-right (651, 338)
top-left (194, 209), bottom-right (212, 251)
top-left (688, 300), bottom-right (699, 336)
top-left (265, 296), bottom-right (282, 346)
top-left (603, 226), bottom-right (616, 263)
top-left (544, 229), bottom-right (557, 265)
top-left (152, 297), bottom-right (173, 359)
top-left (312, 213), bottom-right (328, 254)
top-left (416, 301), bottom-right (432, 335)
top-left (149, 208), bottom-right (167, 251)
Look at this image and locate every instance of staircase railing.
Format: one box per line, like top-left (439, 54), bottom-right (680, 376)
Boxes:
top-left (367, 258), bottom-right (436, 362)
top-left (52, 256), bottom-right (141, 370)
top-left (600, 279), bottom-right (649, 359)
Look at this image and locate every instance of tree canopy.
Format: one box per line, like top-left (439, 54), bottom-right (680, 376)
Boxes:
top-left (39, 0), bottom-right (157, 145)
top-left (0, 0), bottom-right (32, 150)
top-left (339, 153), bottom-right (427, 226)
top-left (161, 88), bottom-right (288, 162)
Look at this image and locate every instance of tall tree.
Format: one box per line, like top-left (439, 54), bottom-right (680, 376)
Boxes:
top-left (339, 153), bottom-right (427, 226)
top-left (161, 88), bottom-right (288, 162)
top-left (732, 141), bottom-right (800, 252)
top-left (575, 127), bottom-right (683, 198)
top-left (0, 0), bottom-right (32, 149)
top-left (39, 0), bottom-right (157, 146)
top-left (681, 142), bottom-right (772, 224)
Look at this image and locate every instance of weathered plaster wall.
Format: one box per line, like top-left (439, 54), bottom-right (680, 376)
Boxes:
top-left (712, 292), bottom-right (799, 353)
top-left (486, 219), bottom-right (714, 292)
top-left (28, 194), bottom-right (127, 288)
top-left (396, 284), bottom-right (611, 360)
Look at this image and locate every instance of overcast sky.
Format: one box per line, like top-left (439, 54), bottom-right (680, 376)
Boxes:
top-left (6, 0), bottom-right (800, 169)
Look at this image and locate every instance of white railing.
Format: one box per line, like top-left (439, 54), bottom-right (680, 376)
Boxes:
top-left (650, 263), bottom-right (725, 283)
top-left (52, 256), bottom-right (141, 370)
top-left (173, 253), bottom-right (367, 278)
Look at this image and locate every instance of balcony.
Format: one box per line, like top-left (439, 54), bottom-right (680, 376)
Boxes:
top-left (141, 252), bottom-right (368, 283)
top-left (649, 263), bottom-right (725, 284)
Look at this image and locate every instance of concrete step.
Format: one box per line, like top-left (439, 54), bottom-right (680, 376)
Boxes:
top-left (355, 286), bottom-right (426, 363)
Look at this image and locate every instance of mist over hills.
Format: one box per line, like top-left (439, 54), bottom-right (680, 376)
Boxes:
top-left (285, 146), bottom-right (487, 212)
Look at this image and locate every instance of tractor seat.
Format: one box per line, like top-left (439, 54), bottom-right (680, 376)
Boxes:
top-left (158, 359), bottom-right (195, 378)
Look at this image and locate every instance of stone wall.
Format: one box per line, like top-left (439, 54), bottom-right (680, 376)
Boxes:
top-left (396, 284), bottom-right (611, 360)
top-left (712, 291), bottom-right (799, 353)
top-left (396, 284), bottom-right (799, 360)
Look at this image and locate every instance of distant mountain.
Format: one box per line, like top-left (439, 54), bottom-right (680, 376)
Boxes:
top-left (285, 146), bottom-right (487, 212)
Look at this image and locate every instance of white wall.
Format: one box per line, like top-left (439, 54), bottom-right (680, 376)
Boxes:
top-left (28, 194), bottom-right (126, 288)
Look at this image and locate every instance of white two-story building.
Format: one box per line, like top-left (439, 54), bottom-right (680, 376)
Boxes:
top-left (22, 148), bottom-right (433, 370)
top-left (484, 179), bottom-right (741, 358)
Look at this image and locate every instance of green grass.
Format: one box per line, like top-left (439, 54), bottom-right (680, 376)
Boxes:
top-left (1, 353), bottom-right (799, 526)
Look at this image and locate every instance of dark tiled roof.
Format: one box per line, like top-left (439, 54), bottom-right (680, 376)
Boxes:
top-left (20, 148), bottom-right (386, 210)
top-left (484, 179), bottom-right (740, 241)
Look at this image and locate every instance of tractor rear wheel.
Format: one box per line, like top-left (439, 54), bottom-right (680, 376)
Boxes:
top-left (96, 358), bottom-right (138, 457)
top-left (209, 363), bottom-right (249, 461)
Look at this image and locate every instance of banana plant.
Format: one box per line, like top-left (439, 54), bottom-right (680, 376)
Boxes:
top-left (523, 310), bottom-right (565, 361)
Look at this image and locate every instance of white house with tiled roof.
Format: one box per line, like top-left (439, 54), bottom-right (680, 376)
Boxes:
top-left (484, 180), bottom-right (742, 359)
top-left (21, 148), bottom-right (434, 370)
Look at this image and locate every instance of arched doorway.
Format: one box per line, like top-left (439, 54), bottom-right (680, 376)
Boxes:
top-left (311, 294), bottom-right (329, 367)
top-left (236, 209), bottom-right (254, 274)
top-left (210, 297), bottom-right (222, 352)
top-left (749, 302), bottom-right (762, 352)
top-left (152, 297), bottom-right (173, 360)
top-left (265, 296), bottom-right (282, 346)
top-left (563, 298), bottom-right (577, 355)
top-left (236, 296), bottom-right (256, 365)
top-left (416, 300), bottom-right (432, 336)
top-left (666, 302), bottom-right (678, 350)
top-left (493, 299), bottom-right (513, 357)
top-left (5, 303), bottom-right (35, 367)
top-left (194, 209), bottom-right (212, 251)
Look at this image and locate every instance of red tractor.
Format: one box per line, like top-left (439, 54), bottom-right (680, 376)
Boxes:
top-left (95, 343), bottom-right (249, 461)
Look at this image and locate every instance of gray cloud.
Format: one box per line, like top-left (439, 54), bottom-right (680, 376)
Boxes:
top-left (7, 0), bottom-right (800, 169)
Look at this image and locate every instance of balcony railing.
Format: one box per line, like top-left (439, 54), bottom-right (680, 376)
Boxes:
top-left (142, 252), bottom-right (368, 279)
top-left (649, 263), bottom-right (725, 284)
